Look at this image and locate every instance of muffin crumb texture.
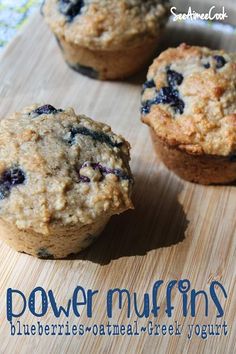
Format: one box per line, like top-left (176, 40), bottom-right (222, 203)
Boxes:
top-left (142, 43), bottom-right (236, 157)
top-left (43, 0), bottom-right (170, 50)
top-left (42, 0), bottom-right (170, 80)
top-left (0, 105), bottom-right (133, 257)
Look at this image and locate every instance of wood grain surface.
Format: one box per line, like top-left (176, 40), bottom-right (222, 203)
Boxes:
top-left (0, 10), bottom-right (235, 354)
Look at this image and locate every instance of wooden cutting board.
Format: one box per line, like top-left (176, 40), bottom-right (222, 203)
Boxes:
top-left (0, 11), bottom-right (235, 354)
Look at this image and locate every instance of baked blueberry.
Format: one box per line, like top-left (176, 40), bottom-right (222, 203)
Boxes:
top-left (203, 62), bottom-right (210, 69)
top-left (79, 174), bottom-right (90, 183)
top-left (172, 98), bottom-right (185, 114)
top-left (37, 248), bottom-right (54, 259)
top-left (79, 162), bottom-right (131, 182)
top-left (96, 163), bottom-right (131, 181)
top-left (59, 0), bottom-right (84, 22)
top-left (156, 86), bottom-right (177, 104)
top-left (141, 89), bottom-right (185, 115)
top-left (141, 65), bottom-right (185, 116)
top-left (167, 69), bottom-right (183, 87)
top-left (67, 62), bottom-right (99, 79)
top-left (141, 101), bottom-right (152, 115)
top-left (110, 168), bottom-right (131, 181)
top-left (32, 105), bottom-right (61, 116)
top-left (2, 168), bottom-right (25, 186)
top-left (143, 79), bottom-right (156, 89)
top-left (0, 168), bottom-right (25, 200)
top-left (154, 87), bottom-right (184, 114)
top-left (213, 55), bottom-right (227, 69)
top-left (67, 126), bottom-right (123, 148)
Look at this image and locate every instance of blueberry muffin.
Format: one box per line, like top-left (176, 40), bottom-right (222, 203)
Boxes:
top-left (0, 104), bottom-right (133, 258)
top-left (42, 0), bottom-right (170, 80)
top-left (141, 43), bottom-right (236, 184)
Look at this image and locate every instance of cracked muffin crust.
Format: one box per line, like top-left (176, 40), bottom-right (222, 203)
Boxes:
top-left (141, 43), bottom-right (236, 184)
top-left (0, 104), bottom-right (133, 258)
top-left (42, 0), bottom-right (170, 80)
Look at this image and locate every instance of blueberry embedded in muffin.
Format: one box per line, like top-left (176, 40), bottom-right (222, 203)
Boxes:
top-left (31, 104), bottom-right (63, 116)
top-left (202, 54), bottom-right (227, 70)
top-left (66, 125), bottom-right (123, 148)
top-left (166, 68), bottom-right (184, 87)
top-left (28, 104), bottom-right (64, 119)
top-left (78, 162), bottom-right (132, 183)
top-left (0, 168), bottom-right (25, 200)
top-left (141, 43), bottom-right (236, 184)
top-left (42, 0), bottom-right (170, 80)
top-left (213, 55), bottom-right (227, 69)
top-left (141, 66), bottom-right (184, 115)
top-left (37, 247), bottom-right (54, 259)
top-left (67, 62), bottom-right (99, 79)
top-left (0, 104), bottom-right (133, 258)
top-left (59, 0), bottom-right (85, 22)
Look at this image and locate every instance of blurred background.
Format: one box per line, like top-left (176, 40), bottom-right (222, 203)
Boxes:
top-left (0, 0), bottom-right (235, 53)
top-left (0, 0), bottom-right (41, 51)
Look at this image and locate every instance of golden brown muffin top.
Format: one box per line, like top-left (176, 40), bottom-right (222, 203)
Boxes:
top-left (43, 0), bottom-right (170, 50)
top-left (0, 105), bottom-right (133, 234)
top-left (141, 43), bottom-right (236, 156)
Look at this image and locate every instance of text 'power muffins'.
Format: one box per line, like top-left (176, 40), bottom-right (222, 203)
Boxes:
top-left (0, 104), bottom-right (133, 258)
top-left (141, 43), bottom-right (236, 184)
top-left (42, 0), bottom-right (170, 80)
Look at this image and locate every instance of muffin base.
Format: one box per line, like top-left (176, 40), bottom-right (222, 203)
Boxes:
top-left (56, 35), bottom-right (161, 80)
top-left (0, 217), bottom-right (110, 259)
top-left (150, 129), bottom-right (236, 185)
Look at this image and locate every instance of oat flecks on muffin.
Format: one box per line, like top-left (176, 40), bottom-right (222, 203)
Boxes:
top-left (43, 0), bottom-right (170, 50)
top-left (141, 43), bottom-right (236, 157)
top-left (0, 105), bottom-right (133, 237)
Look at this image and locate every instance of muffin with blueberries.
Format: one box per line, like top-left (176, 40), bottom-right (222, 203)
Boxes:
top-left (141, 43), bottom-right (236, 184)
top-left (0, 104), bottom-right (133, 258)
top-left (42, 0), bottom-right (170, 80)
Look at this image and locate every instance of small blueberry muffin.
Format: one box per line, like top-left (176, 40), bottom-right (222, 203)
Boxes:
top-left (141, 43), bottom-right (236, 184)
top-left (0, 104), bottom-right (133, 258)
top-left (42, 0), bottom-right (170, 80)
